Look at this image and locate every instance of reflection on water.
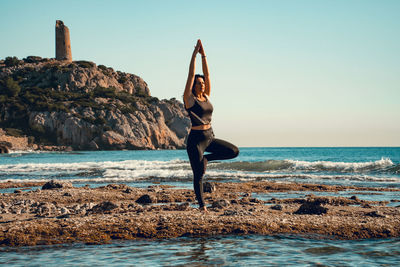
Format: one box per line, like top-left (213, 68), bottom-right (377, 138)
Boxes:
top-left (1, 235), bottom-right (400, 266)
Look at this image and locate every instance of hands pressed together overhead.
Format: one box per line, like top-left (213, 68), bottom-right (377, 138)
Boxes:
top-left (194, 39), bottom-right (206, 57)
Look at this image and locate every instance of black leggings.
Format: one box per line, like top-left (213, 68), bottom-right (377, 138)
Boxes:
top-left (186, 128), bottom-right (239, 207)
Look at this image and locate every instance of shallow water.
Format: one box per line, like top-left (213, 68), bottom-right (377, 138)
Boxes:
top-left (1, 235), bottom-right (400, 266)
top-left (1, 148), bottom-right (400, 265)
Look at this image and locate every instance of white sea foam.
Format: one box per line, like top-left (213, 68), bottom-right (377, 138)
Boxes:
top-left (0, 158), bottom-right (399, 184)
top-left (287, 157), bottom-right (394, 172)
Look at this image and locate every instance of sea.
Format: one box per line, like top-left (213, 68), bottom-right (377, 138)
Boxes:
top-left (0, 147), bottom-right (399, 266)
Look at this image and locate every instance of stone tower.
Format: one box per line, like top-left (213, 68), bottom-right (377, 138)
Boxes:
top-left (55, 20), bottom-right (72, 62)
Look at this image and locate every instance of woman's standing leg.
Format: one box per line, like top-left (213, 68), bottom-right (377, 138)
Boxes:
top-left (186, 131), bottom-right (211, 208)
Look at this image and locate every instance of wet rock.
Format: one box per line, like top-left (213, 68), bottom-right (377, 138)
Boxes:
top-left (60, 207), bottom-right (70, 214)
top-left (36, 202), bottom-right (56, 216)
top-left (42, 180), bottom-right (73, 190)
top-left (57, 214), bottom-right (71, 219)
top-left (294, 200), bottom-right (328, 215)
top-left (361, 203), bottom-right (372, 208)
top-left (365, 210), bottom-right (386, 218)
top-left (0, 141), bottom-right (11, 153)
top-left (91, 201), bottom-right (118, 213)
top-left (271, 204), bottom-right (283, 211)
top-left (203, 182), bottom-right (216, 193)
top-left (249, 198), bottom-right (262, 203)
top-left (14, 190), bottom-right (22, 194)
top-left (223, 209), bottom-right (238, 216)
top-left (63, 192), bottom-right (72, 197)
top-left (123, 188), bottom-right (133, 194)
top-left (136, 194), bottom-right (153, 204)
top-left (350, 195), bottom-right (360, 201)
top-left (211, 199), bottom-right (230, 209)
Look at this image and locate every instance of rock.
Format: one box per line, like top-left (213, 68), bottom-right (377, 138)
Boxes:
top-left (211, 199), bottom-right (230, 209)
top-left (175, 202), bottom-right (190, 211)
top-left (249, 198), bottom-right (262, 203)
top-left (123, 188), bottom-right (133, 194)
top-left (91, 201), bottom-right (118, 213)
top-left (60, 207), bottom-right (70, 214)
top-left (350, 195), bottom-right (360, 201)
top-left (365, 210), bottom-right (386, 218)
top-left (63, 192), bottom-right (72, 196)
top-left (203, 182), bottom-right (216, 193)
top-left (1, 59), bottom-right (190, 151)
top-left (42, 180), bottom-right (73, 190)
top-left (223, 209), bottom-right (238, 216)
top-left (14, 190), bottom-right (22, 194)
top-left (0, 144), bottom-right (10, 153)
top-left (270, 204), bottom-right (283, 211)
top-left (294, 200), bottom-right (328, 215)
top-left (87, 140), bottom-right (99, 150)
top-left (136, 194), bottom-right (153, 204)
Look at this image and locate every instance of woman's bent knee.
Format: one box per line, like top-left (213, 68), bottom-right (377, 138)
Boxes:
top-left (231, 145), bottom-right (239, 159)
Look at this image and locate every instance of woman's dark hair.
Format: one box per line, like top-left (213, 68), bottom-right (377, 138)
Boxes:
top-left (191, 74), bottom-right (205, 95)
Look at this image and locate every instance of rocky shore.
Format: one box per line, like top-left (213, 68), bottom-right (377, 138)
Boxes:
top-left (0, 57), bottom-right (190, 151)
top-left (1, 180), bottom-right (399, 247)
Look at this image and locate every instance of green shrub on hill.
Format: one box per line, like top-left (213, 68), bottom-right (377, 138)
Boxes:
top-left (4, 56), bottom-right (21, 67)
top-left (98, 65), bottom-right (107, 71)
top-left (3, 77), bottom-right (21, 97)
top-left (75, 60), bottom-right (95, 68)
top-left (93, 86), bottom-right (117, 98)
top-left (5, 128), bottom-right (24, 137)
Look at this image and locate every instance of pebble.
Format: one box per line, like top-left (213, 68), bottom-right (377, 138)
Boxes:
top-left (211, 199), bottom-right (230, 209)
top-left (271, 204), bottom-right (283, 211)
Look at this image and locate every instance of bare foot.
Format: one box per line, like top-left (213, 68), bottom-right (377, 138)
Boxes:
top-left (199, 206), bottom-right (208, 213)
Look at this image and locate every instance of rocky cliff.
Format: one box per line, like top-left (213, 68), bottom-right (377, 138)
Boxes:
top-left (0, 56), bottom-right (190, 150)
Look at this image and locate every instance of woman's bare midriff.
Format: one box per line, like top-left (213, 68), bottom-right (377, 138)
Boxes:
top-left (191, 124), bottom-right (211, 130)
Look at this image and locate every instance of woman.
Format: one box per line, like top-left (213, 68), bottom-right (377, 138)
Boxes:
top-left (183, 39), bottom-right (239, 212)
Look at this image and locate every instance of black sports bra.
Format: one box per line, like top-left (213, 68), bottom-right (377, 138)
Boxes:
top-left (186, 95), bottom-right (213, 126)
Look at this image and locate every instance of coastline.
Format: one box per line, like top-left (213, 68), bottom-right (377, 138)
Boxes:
top-left (1, 180), bottom-right (399, 247)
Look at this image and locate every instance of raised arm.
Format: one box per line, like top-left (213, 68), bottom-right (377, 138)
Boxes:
top-left (183, 40), bottom-right (201, 108)
top-left (199, 40), bottom-right (211, 96)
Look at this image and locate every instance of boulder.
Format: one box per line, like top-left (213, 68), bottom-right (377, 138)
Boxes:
top-left (42, 180), bottom-right (73, 190)
top-left (294, 200), bottom-right (328, 215)
top-left (136, 194), bottom-right (153, 204)
top-left (91, 201), bottom-right (118, 213)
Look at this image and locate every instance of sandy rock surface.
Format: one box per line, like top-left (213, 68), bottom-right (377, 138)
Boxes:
top-left (0, 181), bottom-right (399, 247)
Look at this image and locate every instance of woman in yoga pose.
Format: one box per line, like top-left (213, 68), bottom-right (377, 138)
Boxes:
top-left (183, 40), bottom-right (239, 212)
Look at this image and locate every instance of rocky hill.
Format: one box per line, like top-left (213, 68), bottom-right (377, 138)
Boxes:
top-left (0, 56), bottom-right (190, 151)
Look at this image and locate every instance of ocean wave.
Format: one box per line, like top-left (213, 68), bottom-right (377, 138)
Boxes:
top-left (0, 158), bottom-right (399, 184)
top-left (212, 158), bottom-right (397, 174)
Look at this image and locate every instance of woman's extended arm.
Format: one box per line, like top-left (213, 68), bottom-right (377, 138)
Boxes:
top-left (183, 40), bottom-right (201, 108)
top-left (199, 40), bottom-right (211, 96)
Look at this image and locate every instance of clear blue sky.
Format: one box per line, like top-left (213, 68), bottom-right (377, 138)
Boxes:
top-left (1, 0), bottom-right (399, 147)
